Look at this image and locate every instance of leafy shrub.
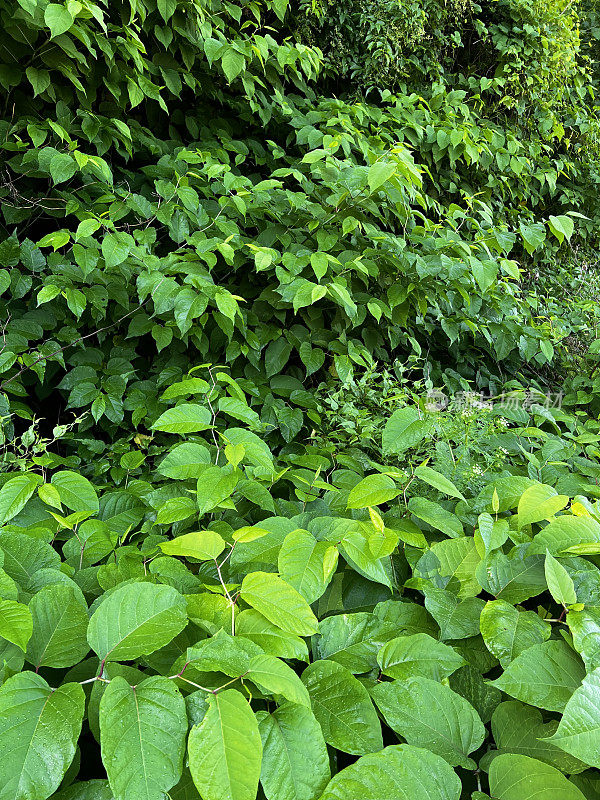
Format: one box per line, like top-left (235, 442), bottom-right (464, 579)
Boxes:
top-left (2, 399), bottom-right (600, 798)
top-left (3, 0), bottom-right (600, 798)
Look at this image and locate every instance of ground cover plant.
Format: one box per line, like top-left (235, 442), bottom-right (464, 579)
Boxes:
top-left (4, 0), bottom-right (600, 798)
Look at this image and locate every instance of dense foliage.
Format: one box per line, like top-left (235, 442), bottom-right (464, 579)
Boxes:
top-left (3, 0), bottom-right (600, 798)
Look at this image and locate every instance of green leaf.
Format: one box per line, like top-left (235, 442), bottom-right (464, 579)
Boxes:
top-left (423, 588), bottom-right (484, 640)
top-left (51, 471), bottom-right (99, 514)
top-left (347, 474), bottom-right (399, 509)
top-left (367, 162), bottom-right (396, 193)
top-left (196, 465), bottom-right (238, 515)
top-left (101, 232), bottom-right (132, 268)
top-left (27, 584), bottom-right (89, 669)
top-left (156, 496), bottom-right (196, 525)
top-left (74, 218), bottom-right (101, 241)
top-left (0, 600), bottom-right (32, 652)
top-left (0, 672), bottom-right (85, 800)
top-left (414, 465), bottom-right (465, 500)
top-left (87, 582), bottom-right (188, 663)
top-left (221, 48), bottom-right (245, 83)
top-left (480, 600), bottom-right (551, 668)
top-left (157, 0), bottom-right (177, 21)
top-left (160, 530), bottom-right (225, 561)
top-left (44, 3), bottom-right (73, 36)
top-left (377, 633), bottom-right (466, 681)
top-left (278, 529), bottom-right (337, 603)
top-left (316, 612), bottom-right (398, 673)
top-left (318, 744), bottom-right (461, 800)
top-left (188, 689), bottom-right (262, 800)
top-left (491, 640), bottom-right (585, 712)
top-left (247, 653), bottom-right (310, 706)
top-left (258, 703), bottom-right (330, 800)
top-left (371, 677), bottom-right (485, 768)
top-left (0, 531), bottom-right (61, 586)
top-left (519, 222), bottom-right (546, 254)
top-left (0, 473), bottom-right (40, 525)
top-left (100, 676), bottom-right (187, 800)
top-left (49, 152), bottom-right (76, 185)
top-left (26, 67), bottom-right (51, 96)
top-left (218, 397), bottom-right (260, 428)
top-left (544, 551), bottom-right (577, 606)
top-left (489, 753), bottom-right (586, 800)
top-left (301, 660), bottom-right (382, 755)
top-left (382, 407), bottom-right (428, 456)
top-left (492, 701), bottom-right (587, 774)
top-left (152, 404), bottom-right (212, 434)
top-left (408, 497), bottom-right (463, 538)
top-left (546, 667), bottom-right (600, 768)
top-left (240, 572), bottom-right (318, 636)
top-left (184, 629), bottom-right (260, 676)
top-left (548, 214), bottom-right (575, 244)
top-left (236, 610), bottom-right (309, 661)
top-left (517, 484), bottom-right (568, 528)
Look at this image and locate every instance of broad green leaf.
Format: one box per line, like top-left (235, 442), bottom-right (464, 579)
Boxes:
top-left (520, 222), bottom-right (546, 254)
top-left (247, 653), bottom-right (310, 706)
top-left (49, 152), bottom-right (76, 184)
top-left (240, 572), bottom-right (318, 636)
top-left (278, 529), bottom-right (337, 603)
top-left (186, 592), bottom-right (236, 635)
top-left (51, 471), bottom-right (99, 514)
top-left (382, 407), bottom-right (428, 456)
top-left (517, 484), bottom-right (568, 528)
top-left (367, 162), bottom-right (396, 193)
top-left (100, 676), bottom-right (187, 800)
top-left (491, 640), bottom-right (585, 712)
top-left (184, 629), bottom-right (261, 677)
top-left (152, 404), bottom-right (212, 434)
top-left (338, 530), bottom-right (392, 589)
top-left (235, 610), bottom-right (309, 661)
top-left (544, 551), bottom-right (577, 606)
top-left (489, 753), bottom-right (586, 800)
top-left (492, 701), bottom-right (587, 774)
top-left (423, 588), bottom-right (484, 640)
top-left (0, 473), bottom-right (40, 525)
top-left (480, 600), bottom-right (550, 667)
top-left (301, 660), bottom-right (382, 755)
top-left (548, 214), bottom-right (575, 244)
top-left (101, 232), bottom-right (131, 268)
top-left (27, 584), bottom-right (89, 669)
top-left (377, 633), bottom-right (466, 680)
top-left (318, 744), bottom-right (461, 800)
top-left (188, 689), bottom-right (262, 800)
top-left (475, 547), bottom-right (547, 604)
top-left (316, 612), bottom-right (398, 674)
top-left (0, 672), bottom-right (84, 800)
top-left (87, 582), bottom-right (188, 663)
top-left (414, 465), bottom-right (465, 501)
top-left (371, 677), bottom-right (485, 768)
top-left (347, 474), bottom-right (399, 509)
top-left (221, 49), bottom-right (245, 83)
top-left (157, 443), bottom-right (211, 479)
top-left (160, 531), bottom-right (225, 561)
top-left (51, 780), bottom-right (113, 800)
top-left (0, 600), bottom-right (32, 652)
top-left (408, 497), bottom-right (463, 538)
top-left (0, 531), bottom-right (61, 586)
top-left (44, 3), bottom-right (73, 37)
top-left (257, 704), bottom-right (330, 800)
top-left (530, 515), bottom-right (600, 556)
top-left (196, 466), bottom-right (238, 515)
top-left (546, 667), bottom-right (600, 768)
top-left (156, 496), bottom-right (196, 525)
